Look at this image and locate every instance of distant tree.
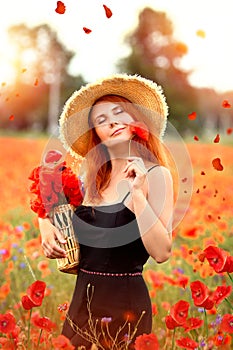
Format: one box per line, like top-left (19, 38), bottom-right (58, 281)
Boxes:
top-left (2, 23), bottom-right (85, 132)
top-left (117, 7), bottom-right (201, 135)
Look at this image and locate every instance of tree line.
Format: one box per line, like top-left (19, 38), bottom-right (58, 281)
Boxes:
top-left (0, 8), bottom-right (232, 137)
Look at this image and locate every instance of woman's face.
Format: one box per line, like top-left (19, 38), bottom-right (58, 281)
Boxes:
top-left (90, 101), bottom-right (135, 146)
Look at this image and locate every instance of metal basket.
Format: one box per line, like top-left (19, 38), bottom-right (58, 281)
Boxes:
top-left (53, 204), bottom-right (80, 274)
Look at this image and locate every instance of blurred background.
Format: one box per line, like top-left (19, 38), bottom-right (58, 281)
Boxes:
top-left (0, 0), bottom-right (232, 138)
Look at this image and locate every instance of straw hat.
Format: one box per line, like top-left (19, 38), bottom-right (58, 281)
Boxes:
top-left (59, 73), bottom-right (169, 158)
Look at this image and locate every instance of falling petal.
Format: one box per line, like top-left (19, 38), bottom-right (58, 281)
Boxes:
top-left (83, 27), bottom-right (92, 34)
top-left (213, 134), bottom-right (220, 143)
top-left (212, 157), bottom-right (224, 171)
top-left (226, 128), bottom-right (232, 134)
top-left (188, 112), bottom-right (196, 120)
top-left (201, 171), bottom-right (205, 175)
top-left (55, 1), bottom-right (66, 14)
top-left (1, 82), bottom-right (6, 87)
top-left (103, 4), bottom-right (112, 18)
top-left (21, 68), bottom-right (27, 73)
top-left (222, 99), bottom-right (231, 108)
top-left (196, 29), bottom-right (206, 38)
top-left (182, 178), bottom-right (187, 183)
top-left (34, 78), bottom-right (39, 86)
top-left (194, 135), bottom-right (199, 141)
top-left (9, 115), bottom-right (14, 121)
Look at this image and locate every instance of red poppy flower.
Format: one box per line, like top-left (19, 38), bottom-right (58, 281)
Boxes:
top-left (0, 312), bottom-right (16, 334)
top-left (222, 99), bottom-right (231, 108)
top-left (170, 300), bottom-right (189, 325)
top-left (213, 331), bottom-right (232, 346)
top-left (219, 314), bottom-right (233, 333)
top-left (27, 280), bottom-right (46, 306)
top-left (52, 334), bottom-right (75, 349)
top-left (134, 333), bottom-right (159, 350)
top-left (188, 112), bottom-right (196, 120)
top-left (190, 280), bottom-right (214, 309)
top-left (183, 317), bottom-right (204, 332)
top-left (203, 245), bottom-right (231, 273)
top-left (165, 315), bottom-right (180, 329)
top-left (212, 285), bottom-right (232, 305)
top-left (21, 295), bottom-right (37, 310)
top-left (176, 337), bottom-right (199, 349)
top-left (129, 122), bottom-right (149, 141)
top-left (32, 314), bottom-right (56, 332)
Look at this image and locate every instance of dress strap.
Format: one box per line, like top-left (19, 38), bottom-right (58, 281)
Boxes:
top-left (121, 165), bottom-right (160, 204)
top-left (147, 164), bottom-right (160, 172)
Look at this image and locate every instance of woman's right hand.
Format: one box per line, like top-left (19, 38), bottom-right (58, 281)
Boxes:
top-left (38, 218), bottom-right (67, 259)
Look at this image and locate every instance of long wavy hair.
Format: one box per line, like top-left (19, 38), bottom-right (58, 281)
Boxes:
top-left (83, 95), bottom-right (176, 203)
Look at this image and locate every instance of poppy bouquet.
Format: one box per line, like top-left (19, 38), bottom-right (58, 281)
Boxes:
top-left (28, 149), bottom-right (83, 219)
top-left (28, 149), bottom-right (83, 274)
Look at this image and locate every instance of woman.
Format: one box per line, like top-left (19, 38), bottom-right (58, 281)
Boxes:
top-left (39, 74), bottom-right (173, 349)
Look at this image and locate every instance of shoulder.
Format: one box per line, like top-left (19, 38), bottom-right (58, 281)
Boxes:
top-left (147, 165), bottom-right (173, 187)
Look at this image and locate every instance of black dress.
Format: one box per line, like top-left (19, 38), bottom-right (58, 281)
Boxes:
top-left (62, 189), bottom-right (153, 349)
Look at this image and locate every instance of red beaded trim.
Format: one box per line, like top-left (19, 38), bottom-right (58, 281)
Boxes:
top-left (80, 268), bottom-right (142, 277)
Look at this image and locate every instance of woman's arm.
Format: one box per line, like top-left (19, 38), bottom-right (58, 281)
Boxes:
top-left (124, 161), bottom-right (173, 262)
top-left (38, 217), bottom-right (67, 259)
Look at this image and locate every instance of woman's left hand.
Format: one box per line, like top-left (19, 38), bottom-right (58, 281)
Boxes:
top-left (123, 157), bottom-right (147, 190)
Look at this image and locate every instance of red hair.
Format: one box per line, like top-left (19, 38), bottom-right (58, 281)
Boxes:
top-left (84, 95), bottom-right (176, 203)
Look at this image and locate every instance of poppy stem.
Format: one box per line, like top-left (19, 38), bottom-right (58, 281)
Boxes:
top-left (36, 329), bottom-right (43, 350)
top-left (227, 272), bottom-right (233, 284)
top-left (24, 254), bottom-right (37, 281)
top-left (128, 135), bottom-right (135, 157)
top-left (224, 297), bottom-right (233, 310)
top-left (203, 309), bottom-right (209, 339)
top-left (171, 328), bottom-right (176, 350)
top-left (27, 309), bottom-right (32, 347)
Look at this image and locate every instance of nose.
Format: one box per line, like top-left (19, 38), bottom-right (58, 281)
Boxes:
top-left (109, 120), bottom-right (119, 128)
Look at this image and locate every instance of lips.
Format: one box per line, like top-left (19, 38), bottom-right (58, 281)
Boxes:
top-left (111, 127), bottom-right (126, 136)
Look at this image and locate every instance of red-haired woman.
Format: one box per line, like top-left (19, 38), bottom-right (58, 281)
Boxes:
top-left (38, 74), bottom-right (173, 349)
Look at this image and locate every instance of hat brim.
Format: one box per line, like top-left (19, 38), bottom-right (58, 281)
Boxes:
top-left (59, 73), bottom-right (169, 158)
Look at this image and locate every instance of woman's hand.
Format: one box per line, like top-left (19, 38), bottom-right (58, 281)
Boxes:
top-left (123, 157), bottom-right (147, 191)
top-left (38, 218), bottom-right (67, 259)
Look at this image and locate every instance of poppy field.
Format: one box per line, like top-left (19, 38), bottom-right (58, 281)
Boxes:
top-left (0, 134), bottom-right (232, 349)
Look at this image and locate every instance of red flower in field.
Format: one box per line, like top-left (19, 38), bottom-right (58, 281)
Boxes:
top-left (203, 245), bottom-right (233, 273)
top-left (103, 4), bottom-right (112, 18)
top-left (183, 317), bottom-right (204, 332)
top-left (212, 331), bottom-right (232, 346)
top-left (32, 313), bottom-right (56, 332)
top-left (190, 280), bottom-right (214, 310)
top-left (188, 112), bottom-right (196, 120)
top-left (27, 280), bottom-right (46, 306)
top-left (170, 300), bottom-right (189, 325)
top-left (0, 312), bottom-right (16, 334)
top-left (0, 337), bottom-right (15, 350)
top-left (52, 334), bottom-right (75, 349)
top-left (222, 99), bottom-right (231, 108)
top-left (21, 295), bottom-right (37, 310)
top-left (176, 337), bottom-right (199, 349)
top-left (219, 314), bottom-right (233, 333)
top-left (134, 333), bottom-right (159, 350)
top-left (129, 121), bottom-right (149, 141)
top-left (165, 315), bottom-right (180, 329)
top-left (212, 285), bottom-right (232, 305)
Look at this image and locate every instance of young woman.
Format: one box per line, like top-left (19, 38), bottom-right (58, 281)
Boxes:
top-left (39, 74), bottom-right (173, 349)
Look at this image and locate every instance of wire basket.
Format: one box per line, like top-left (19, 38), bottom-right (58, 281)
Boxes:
top-left (52, 204), bottom-right (80, 274)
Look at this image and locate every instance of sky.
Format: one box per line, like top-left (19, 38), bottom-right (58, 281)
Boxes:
top-left (0, 0), bottom-right (233, 93)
